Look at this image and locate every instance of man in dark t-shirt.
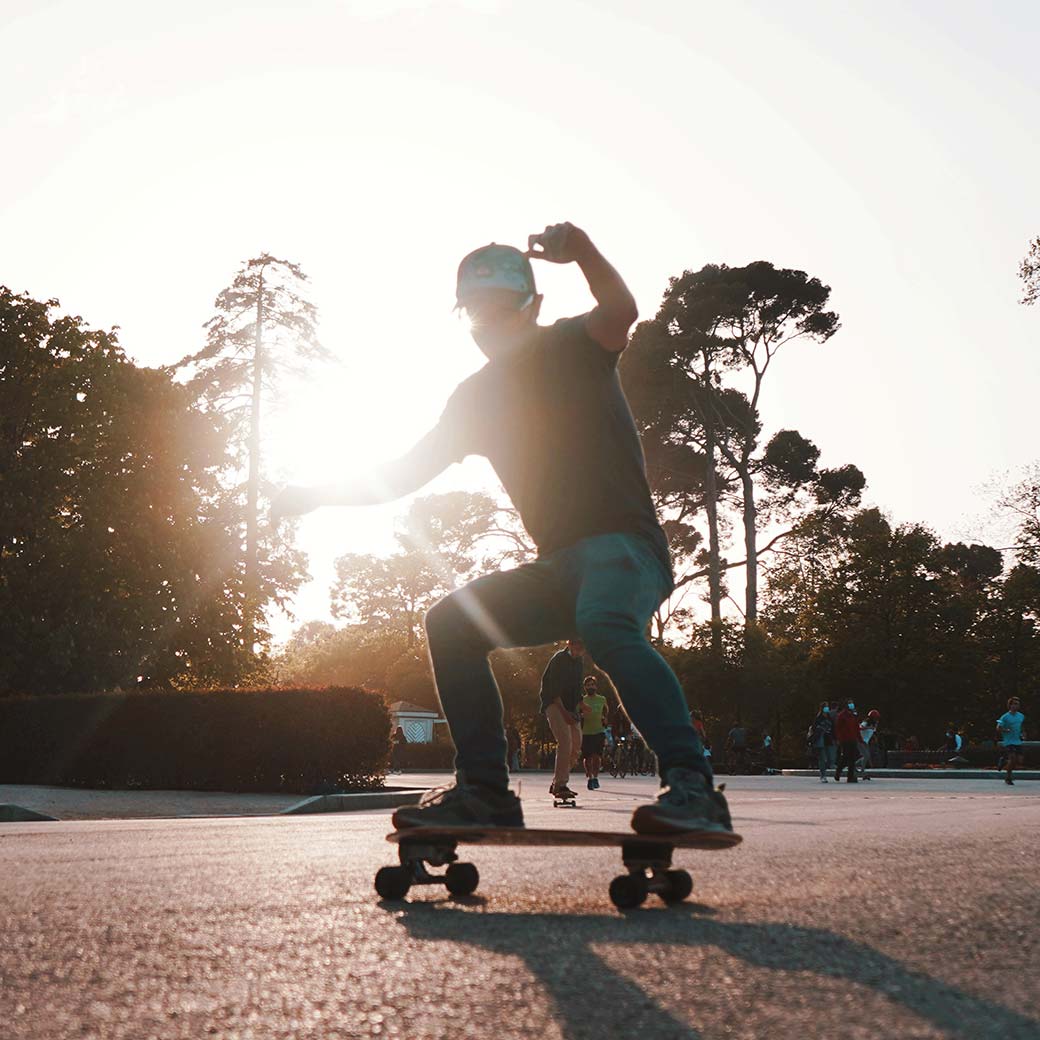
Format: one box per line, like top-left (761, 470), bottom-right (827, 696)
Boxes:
top-left (539, 639), bottom-right (585, 799)
top-left (272, 222), bottom-right (728, 836)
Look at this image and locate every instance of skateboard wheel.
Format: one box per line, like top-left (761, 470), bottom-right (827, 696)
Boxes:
top-left (662, 869), bottom-right (693, 904)
top-left (609, 873), bottom-right (648, 910)
top-left (375, 865), bottom-right (412, 901)
top-left (444, 862), bottom-right (480, 896)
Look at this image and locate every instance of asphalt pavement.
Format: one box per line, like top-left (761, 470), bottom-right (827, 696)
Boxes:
top-left (2, 774), bottom-right (1037, 1040)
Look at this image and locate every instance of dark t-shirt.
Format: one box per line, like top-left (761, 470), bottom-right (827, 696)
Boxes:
top-left (539, 648), bottom-right (584, 714)
top-left (435, 315), bottom-right (671, 575)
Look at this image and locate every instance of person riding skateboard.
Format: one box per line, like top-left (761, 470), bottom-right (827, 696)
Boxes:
top-left (579, 674), bottom-right (609, 789)
top-left (539, 639), bottom-right (585, 801)
top-left (271, 222), bottom-right (728, 836)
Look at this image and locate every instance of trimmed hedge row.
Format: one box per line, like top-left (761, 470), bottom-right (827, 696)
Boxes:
top-left (394, 740), bottom-right (456, 770)
top-left (0, 686), bottom-right (390, 793)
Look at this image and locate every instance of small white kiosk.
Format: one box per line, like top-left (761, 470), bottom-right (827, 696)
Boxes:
top-left (389, 700), bottom-right (446, 744)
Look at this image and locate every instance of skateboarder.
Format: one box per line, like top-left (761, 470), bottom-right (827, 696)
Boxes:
top-left (539, 639), bottom-right (585, 801)
top-left (580, 674), bottom-right (609, 789)
top-left (271, 222), bottom-right (728, 836)
top-left (996, 696), bottom-right (1026, 785)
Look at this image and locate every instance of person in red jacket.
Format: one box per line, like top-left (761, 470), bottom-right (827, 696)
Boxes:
top-left (834, 701), bottom-right (861, 783)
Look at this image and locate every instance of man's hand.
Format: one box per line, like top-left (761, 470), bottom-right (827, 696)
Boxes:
top-left (526, 222), bottom-right (593, 265)
top-left (270, 484), bottom-right (322, 522)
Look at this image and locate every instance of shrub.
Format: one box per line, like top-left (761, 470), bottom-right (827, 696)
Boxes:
top-left (0, 686), bottom-right (389, 793)
top-left (395, 740), bottom-right (456, 770)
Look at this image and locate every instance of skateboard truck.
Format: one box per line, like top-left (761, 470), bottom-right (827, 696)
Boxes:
top-left (611, 838), bottom-right (693, 909)
top-left (375, 836), bottom-right (481, 901)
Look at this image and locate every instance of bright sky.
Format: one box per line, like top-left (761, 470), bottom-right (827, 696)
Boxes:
top-left (3, 0), bottom-right (1038, 642)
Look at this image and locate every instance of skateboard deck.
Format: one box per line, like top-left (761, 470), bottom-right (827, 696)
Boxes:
top-left (375, 826), bottom-right (742, 909)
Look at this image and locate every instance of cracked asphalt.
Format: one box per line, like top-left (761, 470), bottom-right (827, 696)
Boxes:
top-left (1, 774), bottom-right (1037, 1040)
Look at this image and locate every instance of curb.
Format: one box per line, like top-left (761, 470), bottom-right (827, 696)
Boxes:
top-left (0, 803), bottom-right (59, 822)
top-left (281, 788), bottom-right (425, 815)
top-left (781, 769), bottom-right (1040, 781)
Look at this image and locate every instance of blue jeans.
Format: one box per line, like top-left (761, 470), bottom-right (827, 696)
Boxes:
top-left (817, 744), bottom-right (836, 778)
top-left (424, 532), bottom-right (710, 791)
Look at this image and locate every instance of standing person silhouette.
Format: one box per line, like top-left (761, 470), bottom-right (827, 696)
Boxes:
top-left (579, 674), bottom-right (609, 789)
top-left (539, 639), bottom-right (585, 801)
top-left (272, 222), bottom-right (728, 836)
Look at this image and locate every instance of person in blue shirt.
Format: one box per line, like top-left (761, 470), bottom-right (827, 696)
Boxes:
top-left (996, 696), bottom-right (1027, 785)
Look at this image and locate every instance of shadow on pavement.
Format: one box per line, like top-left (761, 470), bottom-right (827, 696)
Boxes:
top-left (386, 902), bottom-right (1038, 1040)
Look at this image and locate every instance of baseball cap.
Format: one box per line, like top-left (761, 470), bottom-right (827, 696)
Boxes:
top-left (455, 243), bottom-right (536, 308)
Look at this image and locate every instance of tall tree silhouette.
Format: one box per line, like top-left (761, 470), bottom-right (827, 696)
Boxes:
top-left (0, 287), bottom-right (306, 692)
top-left (624, 262), bottom-right (840, 649)
top-left (174, 254), bottom-right (329, 647)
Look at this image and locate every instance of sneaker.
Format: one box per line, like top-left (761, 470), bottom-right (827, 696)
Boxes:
top-left (587, 778), bottom-right (595, 790)
top-left (1005, 778), bottom-right (1015, 786)
top-left (820, 777), bottom-right (828, 783)
top-left (554, 785), bottom-right (578, 800)
top-left (630, 767), bottom-right (733, 836)
top-left (591, 777), bottom-right (600, 790)
top-left (392, 781), bottom-right (524, 830)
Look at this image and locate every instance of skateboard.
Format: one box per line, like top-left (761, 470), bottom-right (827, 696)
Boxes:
top-left (553, 793), bottom-right (578, 808)
top-left (375, 825), bottom-right (742, 909)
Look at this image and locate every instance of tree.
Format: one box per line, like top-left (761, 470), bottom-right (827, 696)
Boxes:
top-left (623, 291), bottom-right (738, 653)
top-left (1019, 237), bottom-right (1040, 306)
top-left (762, 508), bottom-right (1008, 741)
top-left (0, 287), bottom-right (306, 693)
top-left (622, 262), bottom-right (841, 649)
top-left (997, 463), bottom-right (1040, 563)
top-left (280, 491), bottom-right (541, 711)
top-left (329, 491), bottom-right (535, 649)
top-left (683, 263), bottom-right (840, 630)
top-left (173, 254), bottom-right (329, 646)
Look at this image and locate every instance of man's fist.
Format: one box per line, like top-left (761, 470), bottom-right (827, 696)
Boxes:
top-left (270, 485), bottom-right (321, 521)
top-left (526, 222), bottom-right (593, 265)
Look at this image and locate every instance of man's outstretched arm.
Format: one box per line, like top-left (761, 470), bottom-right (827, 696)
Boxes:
top-left (527, 222), bottom-right (638, 352)
top-left (270, 425), bottom-right (455, 519)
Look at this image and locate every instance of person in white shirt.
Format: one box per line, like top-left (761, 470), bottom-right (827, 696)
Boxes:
top-left (857, 709), bottom-right (880, 780)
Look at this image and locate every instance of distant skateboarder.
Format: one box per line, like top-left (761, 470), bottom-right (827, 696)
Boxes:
top-left (539, 639), bottom-right (585, 802)
top-left (272, 222), bottom-right (728, 836)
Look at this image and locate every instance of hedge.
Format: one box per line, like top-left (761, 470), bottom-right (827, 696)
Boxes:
top-left (394, 740), bottom-right (456, 770)
top-left (0, 686), bottom-right (390, 793)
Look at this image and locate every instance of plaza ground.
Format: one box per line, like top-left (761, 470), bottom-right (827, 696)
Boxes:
top-left (1, 774), bottom-right (1037, 1039)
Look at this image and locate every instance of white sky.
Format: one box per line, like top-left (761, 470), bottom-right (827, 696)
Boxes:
top-left (3, 0), bottom-right (1038, 641)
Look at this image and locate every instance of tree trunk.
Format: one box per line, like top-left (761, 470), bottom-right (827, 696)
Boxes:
top-left (703, 418), bottom-right (723, 659)
top-left (741, 465), bottom-right (757, 629)
top-left (245, 267), bottom-right (264, 650)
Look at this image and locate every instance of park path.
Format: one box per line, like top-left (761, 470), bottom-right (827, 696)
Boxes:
top-left (1, 776), bottom-right (1037, 1040)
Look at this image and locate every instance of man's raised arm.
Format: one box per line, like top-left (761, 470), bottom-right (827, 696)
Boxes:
top-left (527, 222), bottom-right (638, 352)
top-left (270, 425), bottom-right (455, 520)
